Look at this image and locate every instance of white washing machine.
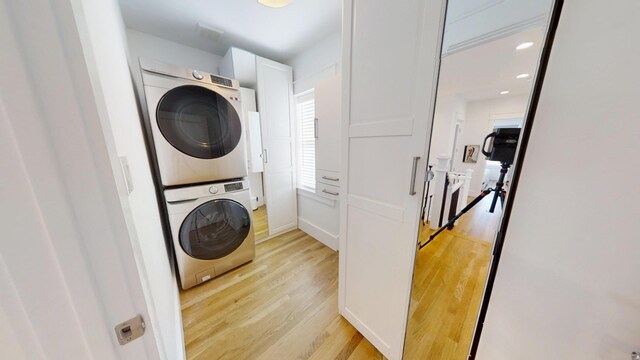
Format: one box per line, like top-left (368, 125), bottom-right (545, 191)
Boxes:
top-left (165, 180), bottom-right (255, 289)
top-left (141, 58), bottom-right (247, 186)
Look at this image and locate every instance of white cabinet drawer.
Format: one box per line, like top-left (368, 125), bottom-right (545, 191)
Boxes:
top-left (316, 169), bottom-right (341, 187)
top-left (316, 183), bottom-right (340, 200)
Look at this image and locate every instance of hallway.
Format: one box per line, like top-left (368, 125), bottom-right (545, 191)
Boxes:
top-left (404, 195), bottom-right (501, 359)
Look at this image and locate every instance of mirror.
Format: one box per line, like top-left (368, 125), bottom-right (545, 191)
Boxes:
top-left (404, 0), bottom-right (555, 358)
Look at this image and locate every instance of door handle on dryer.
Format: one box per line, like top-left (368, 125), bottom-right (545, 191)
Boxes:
top-left (263, 149), bottom-right (268, 163)
top-left (409, 156), bottom-right (421, 195)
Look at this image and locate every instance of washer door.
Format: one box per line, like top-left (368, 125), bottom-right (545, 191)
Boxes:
top-left (179, 199), bottom-right (251, 260)
top-left (156, 85), bottom-right (242, 159)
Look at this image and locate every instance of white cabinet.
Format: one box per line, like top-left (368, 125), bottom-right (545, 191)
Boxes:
top-left (239, 87), bottom-right (264, 210)
top-left (221, 49), bottom-right (298, 236)
top-left (314, 75), bottom-right (342, 191)
top-left (219, 47), bottom-right (257, 88)
top-left (247, 112), bottom-right (264, 173)
top-left (256, 56), bottom-right (298, 235)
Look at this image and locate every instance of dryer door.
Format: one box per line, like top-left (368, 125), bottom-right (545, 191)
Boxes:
top-left (156, 85), bottom-right (242, 159)
top-left (179, 199), bottom-right (251, 260)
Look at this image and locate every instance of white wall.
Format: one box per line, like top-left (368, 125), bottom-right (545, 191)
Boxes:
top-left (452, 94), bottom-right (528, 194)
top-left (126, 29), bottom-right (223, 97)
top-left (286, 31), bottom-right (342, 249)
top-left (77, 4), bottom-right (184, 360)
top-left (429, 94), bottom-right (467, 165)
top-left (0, 0), bottom-right (172, 357)
top-left (476, 0), bottom-right (640, 358)
top-left (288, 31), bottom-right (342, 94)
top-left (127, 29), bottom-right (223, 74)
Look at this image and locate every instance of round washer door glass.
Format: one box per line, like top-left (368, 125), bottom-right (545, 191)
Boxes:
top-left (179, 199), bottom-right (251, 260)
top-left (157, 85), bottom-right (242, 159)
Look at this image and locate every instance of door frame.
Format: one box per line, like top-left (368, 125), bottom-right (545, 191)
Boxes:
top-left (468, 0), bottom-right (565, 357)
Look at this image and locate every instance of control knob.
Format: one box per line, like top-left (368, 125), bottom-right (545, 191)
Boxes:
top-left (192, 70), bottom-right (204, 80)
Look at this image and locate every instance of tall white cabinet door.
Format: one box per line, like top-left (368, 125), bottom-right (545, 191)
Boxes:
top-left (256, 56), bottom-right (297, 235)
top-left (315, 75), bottom-right (341, 174)
top-left (339, 0), bottom-right (446, 359)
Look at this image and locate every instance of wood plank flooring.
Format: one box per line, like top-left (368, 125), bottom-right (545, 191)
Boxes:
top-left (180, 230), bottom-right (382, 360)
top-left (180, 195), bottom-right (499, 360)
top-left (403, 195), bottom-right (499, 359)
top-left (253, 205), bottom-right (269, 241)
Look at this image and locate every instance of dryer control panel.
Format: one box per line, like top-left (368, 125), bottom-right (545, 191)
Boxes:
top-left (224, 182), bottom-right (244, 192)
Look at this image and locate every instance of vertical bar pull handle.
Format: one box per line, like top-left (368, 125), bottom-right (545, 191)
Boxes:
top-left (263, 149), bottom-right (268, 163)
top-left (314, 118), bottom-right (318, 138)
top-left (409, 156), bottom-right (421, 195)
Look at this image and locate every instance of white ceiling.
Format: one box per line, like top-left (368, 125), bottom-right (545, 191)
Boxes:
top-left (438, 26), bottom-right (546, 102)
top-left (118, 0), bottom-right (341, 62)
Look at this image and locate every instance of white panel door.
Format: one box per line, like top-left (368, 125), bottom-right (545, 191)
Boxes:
top-left (315, 75), bottom-right (342, 173)
top-left (339, 0), bottom-right (446, 359)
top-left (248, 112), bottom-right (264, 173)
top-left (256, 57), bottom-right (298, 235)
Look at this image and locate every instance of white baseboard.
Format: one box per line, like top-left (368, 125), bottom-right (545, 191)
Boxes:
top-left (298, 217), bottom-right (339, 251)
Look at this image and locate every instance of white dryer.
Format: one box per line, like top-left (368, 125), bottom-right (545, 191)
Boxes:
top-left (165, 180), bottom-right (255, 289)
top-left (141, 58), bottom-right (247, 186)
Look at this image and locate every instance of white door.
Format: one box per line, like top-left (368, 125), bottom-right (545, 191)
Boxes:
top-left (1, 0), bottom-right (180, 358)
top-left (315, 75), bottom-right (342, 173)
top-left (256, 57), bottom-right (298, 235)
top-left (476, 0), bottom-right (640, 358)
top-left (339, 0), bottom-right (446, 359)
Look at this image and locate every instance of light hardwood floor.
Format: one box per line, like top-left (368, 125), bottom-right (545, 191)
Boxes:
top-left (180, 230), bottom-right (383, 360)
top-left (180, 195), bottom-right (500, 360)
top-left (253, 205), bottom-right (269, 241)
top-left (403, 195), bottom-right (500, 359)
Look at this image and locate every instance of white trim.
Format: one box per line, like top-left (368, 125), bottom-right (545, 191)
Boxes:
top-left (298, 218), bottom-right (339, 250)
top-left (489, 111), bottom-right (525, 121)
top-left (447, 0), bottom-right (505, 24)
top-left (443, 13), bottom-right (548, 57)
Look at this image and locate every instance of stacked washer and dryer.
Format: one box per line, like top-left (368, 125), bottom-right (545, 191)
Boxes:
top-left (140, 58), bottom-right (255, 290)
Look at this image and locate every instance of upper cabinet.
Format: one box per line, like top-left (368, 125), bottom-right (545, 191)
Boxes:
top-left (219, 47), bottom-right (258, 88)
top-left (314, 75), bottom-right (342, 197)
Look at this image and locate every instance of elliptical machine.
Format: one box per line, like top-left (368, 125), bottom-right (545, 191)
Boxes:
top-left (419, 128), bottom-right (520, 249)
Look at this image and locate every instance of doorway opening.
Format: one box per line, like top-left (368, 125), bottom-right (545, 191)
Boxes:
top-left (404, 0), bottom-right (561, 358)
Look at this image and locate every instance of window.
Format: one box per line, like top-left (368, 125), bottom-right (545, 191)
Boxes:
top-left (295, 91), bottom-right (316, 190)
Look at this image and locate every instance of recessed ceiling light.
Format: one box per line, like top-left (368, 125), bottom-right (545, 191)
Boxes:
top-left (258, 0), bottom-right (292, 8)
top-left (516, 73), bottom-right (530, 79)
top-left (516, 42), bottom-right (534, 50)
top-left (500, 91), bottom-right (510, 95)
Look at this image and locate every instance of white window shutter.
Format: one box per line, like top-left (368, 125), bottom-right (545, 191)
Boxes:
top-left (296, 93), bottom-right (316, 190)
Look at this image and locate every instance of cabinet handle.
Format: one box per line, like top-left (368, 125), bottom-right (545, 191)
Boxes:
top-left (314, 118), bottom-right (318, 138)
top-left (263, 149), bottom-right (268, 163)
top-left (321, 176), bottom-right (340, 182)
top-left (322, 189), bottom-right (339, 196)
top-left (409, 156), bottom-right (421, 195)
